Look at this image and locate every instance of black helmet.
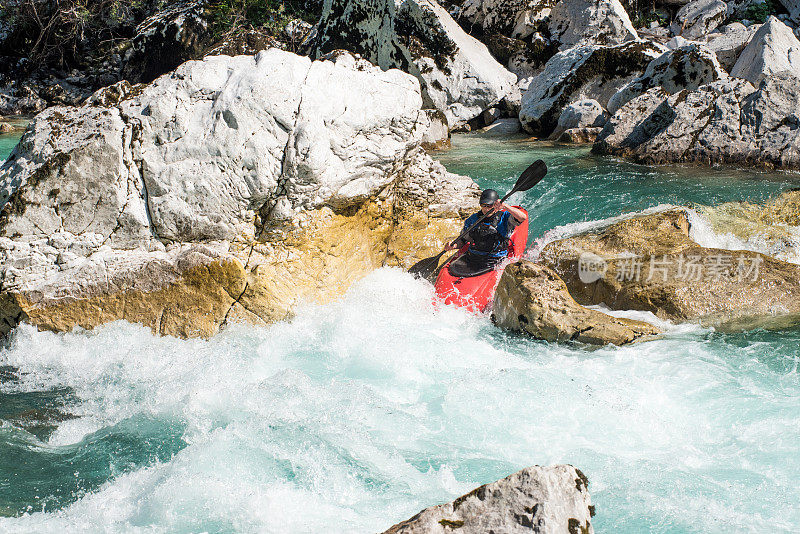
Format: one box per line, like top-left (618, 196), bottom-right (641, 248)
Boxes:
top-left (479, 188), bottom-right (499, 206)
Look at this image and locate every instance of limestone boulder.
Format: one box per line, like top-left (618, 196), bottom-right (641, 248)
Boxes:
top-left (607, 43), bottom-right (726, 114)
top-left (549, 99), bottom-right (608, 139)
top-left (519, 41), bottom-right (665, 136)
top-left (494, 261), bottom-right (661, 345)
top-left (706, 22), bottom-right (759, 71)
top-left (595, 73), bottom-right (800, 168)
top-left (558, 126), bottom-right (604, 143)
top-left (731, 16), bottom-right (800, 85)
top-left (312, 0), bottom-right (517, 128)
top-left (777, 0), bottom-right (800, 23)
top-left (381, 465), bottom-right (595, 534)
top-left (479, 117), bottom-right (522, 135)
top-left (670, 0), bottom-right (728, 40)
top-left (539, 209), bottom-right (800, 329)
top-left (0, 49), bottom-right (477, 338)
top-left (548, 0), bottom-right (639, 50)
top-left (420, 109), bottom-right (451, 149)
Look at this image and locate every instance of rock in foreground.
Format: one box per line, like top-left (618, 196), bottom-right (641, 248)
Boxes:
top-left (494, 261), bottom-right (661, 345)
top-left (539, 209), bottom-right (800, 330)
top-left (382, 465), bottom-right (595, 534)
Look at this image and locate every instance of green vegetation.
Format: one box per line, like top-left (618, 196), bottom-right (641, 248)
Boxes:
top-left (0, 0), bottom-right (163, 70)
top-left (743, 0), bottom-right (779, 22)
top-left (207, 0), bottom-right (320, 41)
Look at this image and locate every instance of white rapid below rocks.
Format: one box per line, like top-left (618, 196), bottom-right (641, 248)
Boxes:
top-left (0, 268), bottom-right (798, 533)
top-left (0, 48), bottom-right (478, 338)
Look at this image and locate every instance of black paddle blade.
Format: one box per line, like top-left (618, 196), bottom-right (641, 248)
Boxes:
top-left (513, 159), bottom-right (547, 194)
top-left (408, 250), bottom-right (446, 279)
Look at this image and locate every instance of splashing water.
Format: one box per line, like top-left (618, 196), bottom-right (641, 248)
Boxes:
top-left (0, 135), bottom-right (799, 533)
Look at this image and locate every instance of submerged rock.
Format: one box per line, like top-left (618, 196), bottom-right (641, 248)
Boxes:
top-left (548, 0), bottom-right (639, 50)
top-left (381, 465), bottom-right (595, 533)
top-left (519, 41), bottom-right (664, 136)
top-left (312, 0), bottom-right (517, 128)
top-left (494, 261), bottom-right (661, 345)
top-left (0, 49), bottom-right (477, 338)
top-left (595, 73), bottom-right (800, 168)
top-left (539, 209), bottom-right (800, 330)
top-left (730, 16), bottom-right (800, 85)
top-left (607, 43), bottom-right (726, 114)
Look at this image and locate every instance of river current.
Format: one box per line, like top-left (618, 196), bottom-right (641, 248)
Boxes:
top-left (1, 132), bottom-right (799, 533)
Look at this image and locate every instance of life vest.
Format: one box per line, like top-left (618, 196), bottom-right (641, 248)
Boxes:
top-left (467, 211), bottom-right (509, 257)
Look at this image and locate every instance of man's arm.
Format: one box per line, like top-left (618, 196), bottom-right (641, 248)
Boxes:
top-left (495, 201), bottom-right (527, 222)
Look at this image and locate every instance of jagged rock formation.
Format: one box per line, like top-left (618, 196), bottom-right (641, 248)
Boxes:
top-left (519, 41), bottom-right (665, 136)
top-left (706, 22), bottom-right (759, 71)
top-left (0, 49), bottom-right (477, 338)
top-left (494, 261), bottom-right (661, 345)
top-left (548, 0), bottom-right (639, 50)
top-left (730, 16), bottom-right (800, 85)
top-left (538, 208), bottom-right (800, 330)
top-left (457, 0), bottom-right (555, 39)
top-left (312, 0), bottom-right (517, 127)
top-left (381, 465), bottom-right (595, 534)
top-left (594, 73), bottom-right (800, 168)
top-left (607, 43), bottom-right (726, 114)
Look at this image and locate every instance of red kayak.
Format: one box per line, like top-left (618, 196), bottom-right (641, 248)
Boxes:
top-left (434, 207), bottom-right (528, 312)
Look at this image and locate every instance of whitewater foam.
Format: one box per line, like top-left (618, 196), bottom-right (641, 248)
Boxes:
top-left (1, 268), bottom-right (798, 533)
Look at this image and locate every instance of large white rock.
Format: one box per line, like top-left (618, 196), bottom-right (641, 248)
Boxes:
top-left (519, 41), bottom-right (665, 136)
top-left (706, 22), bottom-right (760, 70)
top-left (313, 0), bottom-right (517, 128)
top-left (548, 0), bottom-right (639, 50)
top-left (607, 43), bottom-right (727, 114)
top-left (731, 16), bottom-right (800, 84)
top-left (670, 0), bottom-right (729, 40)
top-left (381, 465), bottom-right (595, 533)
top-left (0, 49), bottom-right (442, 309)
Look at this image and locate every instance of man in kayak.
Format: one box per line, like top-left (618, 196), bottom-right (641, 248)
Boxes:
top-left (444, 188), bottom-right (528, 276)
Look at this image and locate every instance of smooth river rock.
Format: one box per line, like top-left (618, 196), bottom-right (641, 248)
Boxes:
top-left (381, 465), bottom-right (595, 534)
top-left (312, 0), bottom-right (517, 127)
top-left (0, 49), bottom-right (477, 338)
top-left (519, 41), bottom-right (665, 136)
top-left (539, 209), bottom-right (800, 330)
top-left (730, 16), bottom-right (800, 85)
top-left (494, 261), bottom-right (661, 345)
top-left (595, 73), bottom-right (800, 168)
top-left (549, 98), bottom-right (608, 139)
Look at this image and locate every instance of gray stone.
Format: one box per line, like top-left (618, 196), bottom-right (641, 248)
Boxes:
top-left (670, 0), bottom-right (729, 40)
top-left (731, 16), bottom-right (800, 84)
top-left (607, 43), bottom-right (726, 114)
top-left (548, 0), bottom-right (639, 50)
top-left (519, 41), bottom-right (665, 136)
top-left (478, 117), bottom-right (522, 135)
top-left (550, 98), bottom-right (608, 139)
top-left (381, 465), bottom-right (595, 534)
top-left (420, 109), bottom-right (451, 149)
top-left (706, 22), bottom-right (760, 70)
top-left (456, 0), bottom-right (555, 39)
top-left (595, 72), bottom-right (800, 169)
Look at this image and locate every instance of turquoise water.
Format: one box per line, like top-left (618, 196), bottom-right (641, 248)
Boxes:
top-left (0, 134), bottom-right (799, 532)
top-left (0, 133), bottom-right (22, 162)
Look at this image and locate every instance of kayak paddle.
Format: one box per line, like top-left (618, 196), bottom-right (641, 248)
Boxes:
top-left (408, 159), bottom-right (548, 279)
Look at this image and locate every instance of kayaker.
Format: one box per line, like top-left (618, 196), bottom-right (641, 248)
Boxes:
top-left (444, 188), bottom-right (528, 275)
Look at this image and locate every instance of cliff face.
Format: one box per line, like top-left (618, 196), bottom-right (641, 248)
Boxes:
top-left (0, 49), bottom-right (478, 338)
